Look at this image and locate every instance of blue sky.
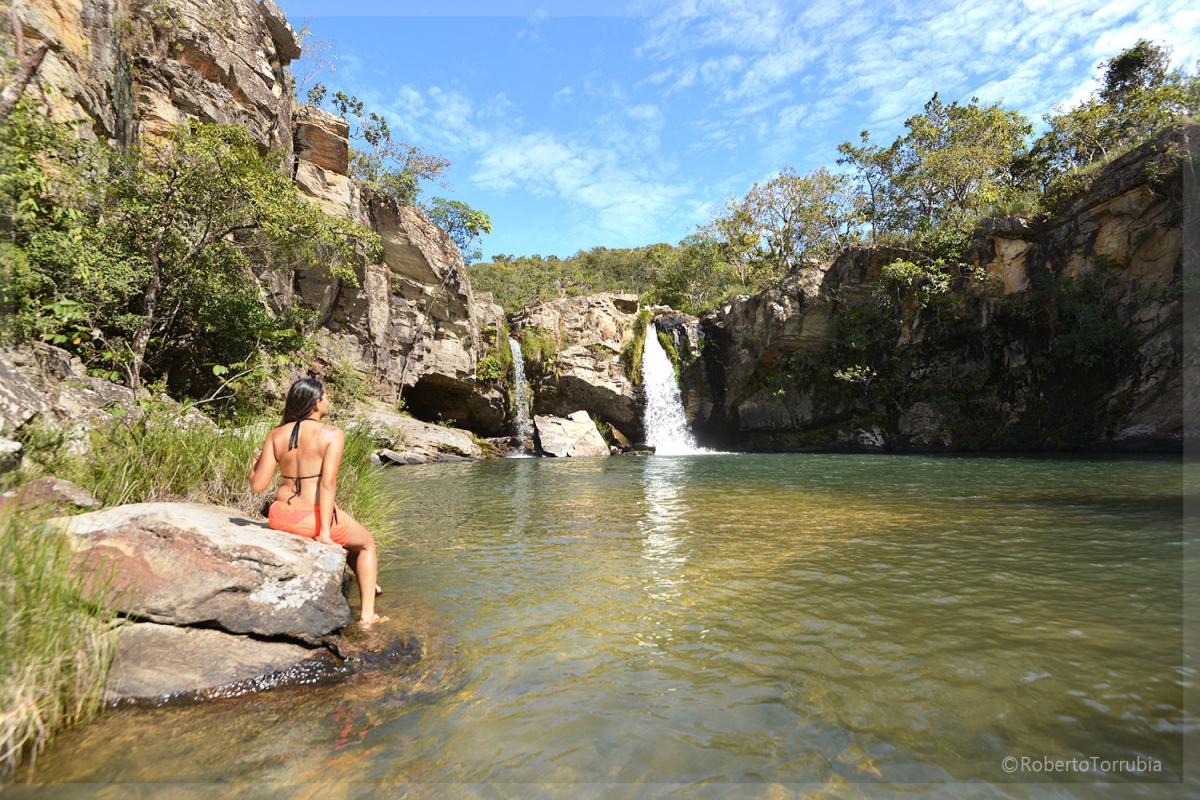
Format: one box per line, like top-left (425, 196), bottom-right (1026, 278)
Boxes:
top-left (279, 0), bottom-right (1199, 260)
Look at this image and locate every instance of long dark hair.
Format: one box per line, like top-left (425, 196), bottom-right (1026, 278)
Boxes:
top-left (282, 378), bottom-right (325, 424)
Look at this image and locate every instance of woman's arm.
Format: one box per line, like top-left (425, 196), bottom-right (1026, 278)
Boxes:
top-left (249, 433), bottom-right (278, 494)
top-left (317, 427), bottom-right (345, 545)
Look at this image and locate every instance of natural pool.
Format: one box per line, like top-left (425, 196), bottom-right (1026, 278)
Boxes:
top-left (17, 454), bottom-right (1191, 797)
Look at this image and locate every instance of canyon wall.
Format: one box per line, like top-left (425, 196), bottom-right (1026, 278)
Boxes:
top-left (688, 126), bottom-right (1194, 452)
top-left (15, 0), bottom-right (508, 432)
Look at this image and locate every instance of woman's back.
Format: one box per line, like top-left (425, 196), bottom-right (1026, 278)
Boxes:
top-left (270, 419), bottom-right (332, 508)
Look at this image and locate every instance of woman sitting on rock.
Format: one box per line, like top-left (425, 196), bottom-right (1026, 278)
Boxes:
top-left (250, 377), bottom-right (387, 626)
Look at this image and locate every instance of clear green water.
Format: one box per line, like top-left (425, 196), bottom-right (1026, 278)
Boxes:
top-left (18, 454), bottom-right (1192, 797)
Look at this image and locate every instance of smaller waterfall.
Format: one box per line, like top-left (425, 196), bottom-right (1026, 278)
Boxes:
top-left (641, 324), bottom-right (706, 455)
top-left (508, 337), bottom-right (532, 443)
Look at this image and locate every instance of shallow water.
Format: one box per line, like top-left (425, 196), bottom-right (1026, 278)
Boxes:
top-left (17, 454), bottom-right (1193, 797)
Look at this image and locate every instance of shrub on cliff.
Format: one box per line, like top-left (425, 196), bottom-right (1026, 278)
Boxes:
top-left (0, 104), bottom-right (380, 404)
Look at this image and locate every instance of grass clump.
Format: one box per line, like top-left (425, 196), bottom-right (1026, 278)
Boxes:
top-left (0, 508), bottom-right (117, 778)
top-left (519, 326), bottom-right (559, 373)
top-left (622, 309), bottom-right (651, 385)
top-left (21, 401), bottom-right (397, 546)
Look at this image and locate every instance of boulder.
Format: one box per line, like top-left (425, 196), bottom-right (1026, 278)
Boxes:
top-left (105, 622), bottom-right (335, 705)
top-left (0, 476), bottom-right (99, 512)
top-left (534, 411), bottom-right (609, 458)
top-left (51, 502), bottom-right (351, 642)
top-left (356, 405), bottom-right (482, 462)
top-left (0, 438), bottom-right (22, 472)
top-left (0, 351), bottom-right (50, 434)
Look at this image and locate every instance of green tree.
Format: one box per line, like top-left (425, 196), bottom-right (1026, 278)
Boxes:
top-left (424, 197), bottom-right (493, 263)
top-left (1033, 40), bottom-right (1199, 180)
top-left (1, 108), bottom-right (380, 396)
top-left (836, 131), bottom-right (898, 240)
top-left (709, 166), bottom-right (859, 286)
top-left (327, 90), bottom-right (451, 206)
top-left (891, 93), bottom-right (1032, 226)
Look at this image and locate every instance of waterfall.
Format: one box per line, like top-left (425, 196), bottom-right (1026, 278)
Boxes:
top-left (641, 324), bottom-right (706, 455)
top-left (508, 337), bottom-right (532, 442)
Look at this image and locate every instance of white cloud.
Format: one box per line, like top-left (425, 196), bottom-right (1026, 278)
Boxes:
top-left (637, 0), bottom-right (1200, 144)
top-left (471, 131), bottom-right (691, 241)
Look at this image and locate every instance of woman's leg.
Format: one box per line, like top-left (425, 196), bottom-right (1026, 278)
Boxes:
top-left (336, 509), bottom-right (387, 625)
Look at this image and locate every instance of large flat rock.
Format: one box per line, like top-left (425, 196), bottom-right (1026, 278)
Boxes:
top-left (534, 411), bottom-right (610, 458)
top-left (51, 503), bottom-right (351, 642)
top-left (358, 406), bottom-right (482, 463)
top-left (105, 622), bottom-right (335, 705)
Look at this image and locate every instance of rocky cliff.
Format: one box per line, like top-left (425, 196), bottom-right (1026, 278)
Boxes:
top-left (510, 293), bottom-right (643, 440)
top-left (15, 0), bottom-right (509, 433)
top-left (688, 126), bottom-right (1195, 452)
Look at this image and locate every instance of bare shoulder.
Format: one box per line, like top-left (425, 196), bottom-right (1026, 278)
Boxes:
top-left (320, 423), bottom-right (345, 442)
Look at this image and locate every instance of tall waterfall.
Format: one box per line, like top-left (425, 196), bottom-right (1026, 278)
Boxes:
top-left (508, 337), bottom-right (532, 442)
top-left (641, 324), bottom-right (706, 455)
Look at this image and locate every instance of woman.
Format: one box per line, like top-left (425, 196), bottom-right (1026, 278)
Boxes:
top-left (249, 378), bottom-right (387, 626)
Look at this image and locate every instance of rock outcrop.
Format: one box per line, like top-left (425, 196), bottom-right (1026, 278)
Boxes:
top-left (0, 344), bottom-right (212, 456)
top-left (105, 622), bottom-right (333, 705)
top-left (356, 404), bottom-right (483, 464)
top-left (0, 476), bottom-right (99, 513)
top-left (511, 294), bottom-right (642, 438)
top-left (44, 500), bottom-right (431, 705)
top-left (17, 0), bottom-right (510, 436)
top-left (692, 126), bottom-right (1193, 452)
top-left (52, 502), bottom-right (352, 642)
top-left (534, 411), bottom-right (610, 458)
top-left (284, 106), bottom-right (509, 434)
top-left (16, 0), bottom-right (298, 150)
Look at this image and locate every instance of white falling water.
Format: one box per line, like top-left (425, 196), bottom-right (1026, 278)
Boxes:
top-left (641, 324), bottom-right (706, 455)
top-left (508, 337), bottom-right (532, 443)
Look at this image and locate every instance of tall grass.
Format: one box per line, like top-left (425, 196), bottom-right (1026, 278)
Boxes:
top-left (0, 508), bottom-right (116, 777)
top-left (24, 403), bottom-right (398, 545)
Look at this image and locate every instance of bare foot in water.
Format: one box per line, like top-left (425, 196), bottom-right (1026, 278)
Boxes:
top-left (376, 584), bottom-right (383, 596)
top-left (360, 613), bottom-right (390, 627)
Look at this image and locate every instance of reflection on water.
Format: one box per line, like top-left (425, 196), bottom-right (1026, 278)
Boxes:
top-left (19, 454), bottom-right (1189, 797)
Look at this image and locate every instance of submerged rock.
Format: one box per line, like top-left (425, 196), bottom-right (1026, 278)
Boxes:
top-left (105, 622), bottom-right (336, 706)
top-left (51, 502), bottom-right (351, 643)
top-left (534, 411), bottom-right (610, 458)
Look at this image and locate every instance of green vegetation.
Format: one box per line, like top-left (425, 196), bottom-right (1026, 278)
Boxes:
top-left (471, 245), bottom-right (661, 312)
top-left (476, 322), bottom-right (513, 387)
top-left (656, 330), bottom-right (682, 383)
top-left (0, 508), bottom-right (116, 777)
top-left (425, 197), bottom-right (493, 264)
top-left (519, 325), bottom-right (560, 375)
top-left (622, 310), bottom-right (652, 385)
top-left (0, 103), bottom-right (378, 403)
top-left (472, 40), bottom-right (1196, 319)
top-left (12, 401), bottom-right (397, 541)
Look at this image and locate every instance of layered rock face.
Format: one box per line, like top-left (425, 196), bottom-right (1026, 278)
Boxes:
top-left (16, 0), bottom-right (298, 149)
top-left (18, 0), bottom-right (508, 434)
top-left (510, 293), bottom-right (643, 440)
top-left (692, 126), bottom-right (1194, 452)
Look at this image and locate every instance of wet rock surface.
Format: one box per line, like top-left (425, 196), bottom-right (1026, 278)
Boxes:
top-left (105, 622), bottom-right (336, 706)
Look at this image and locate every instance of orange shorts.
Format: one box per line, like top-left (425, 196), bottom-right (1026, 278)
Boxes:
top-left (267, 501), bottom-right (351, 546)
